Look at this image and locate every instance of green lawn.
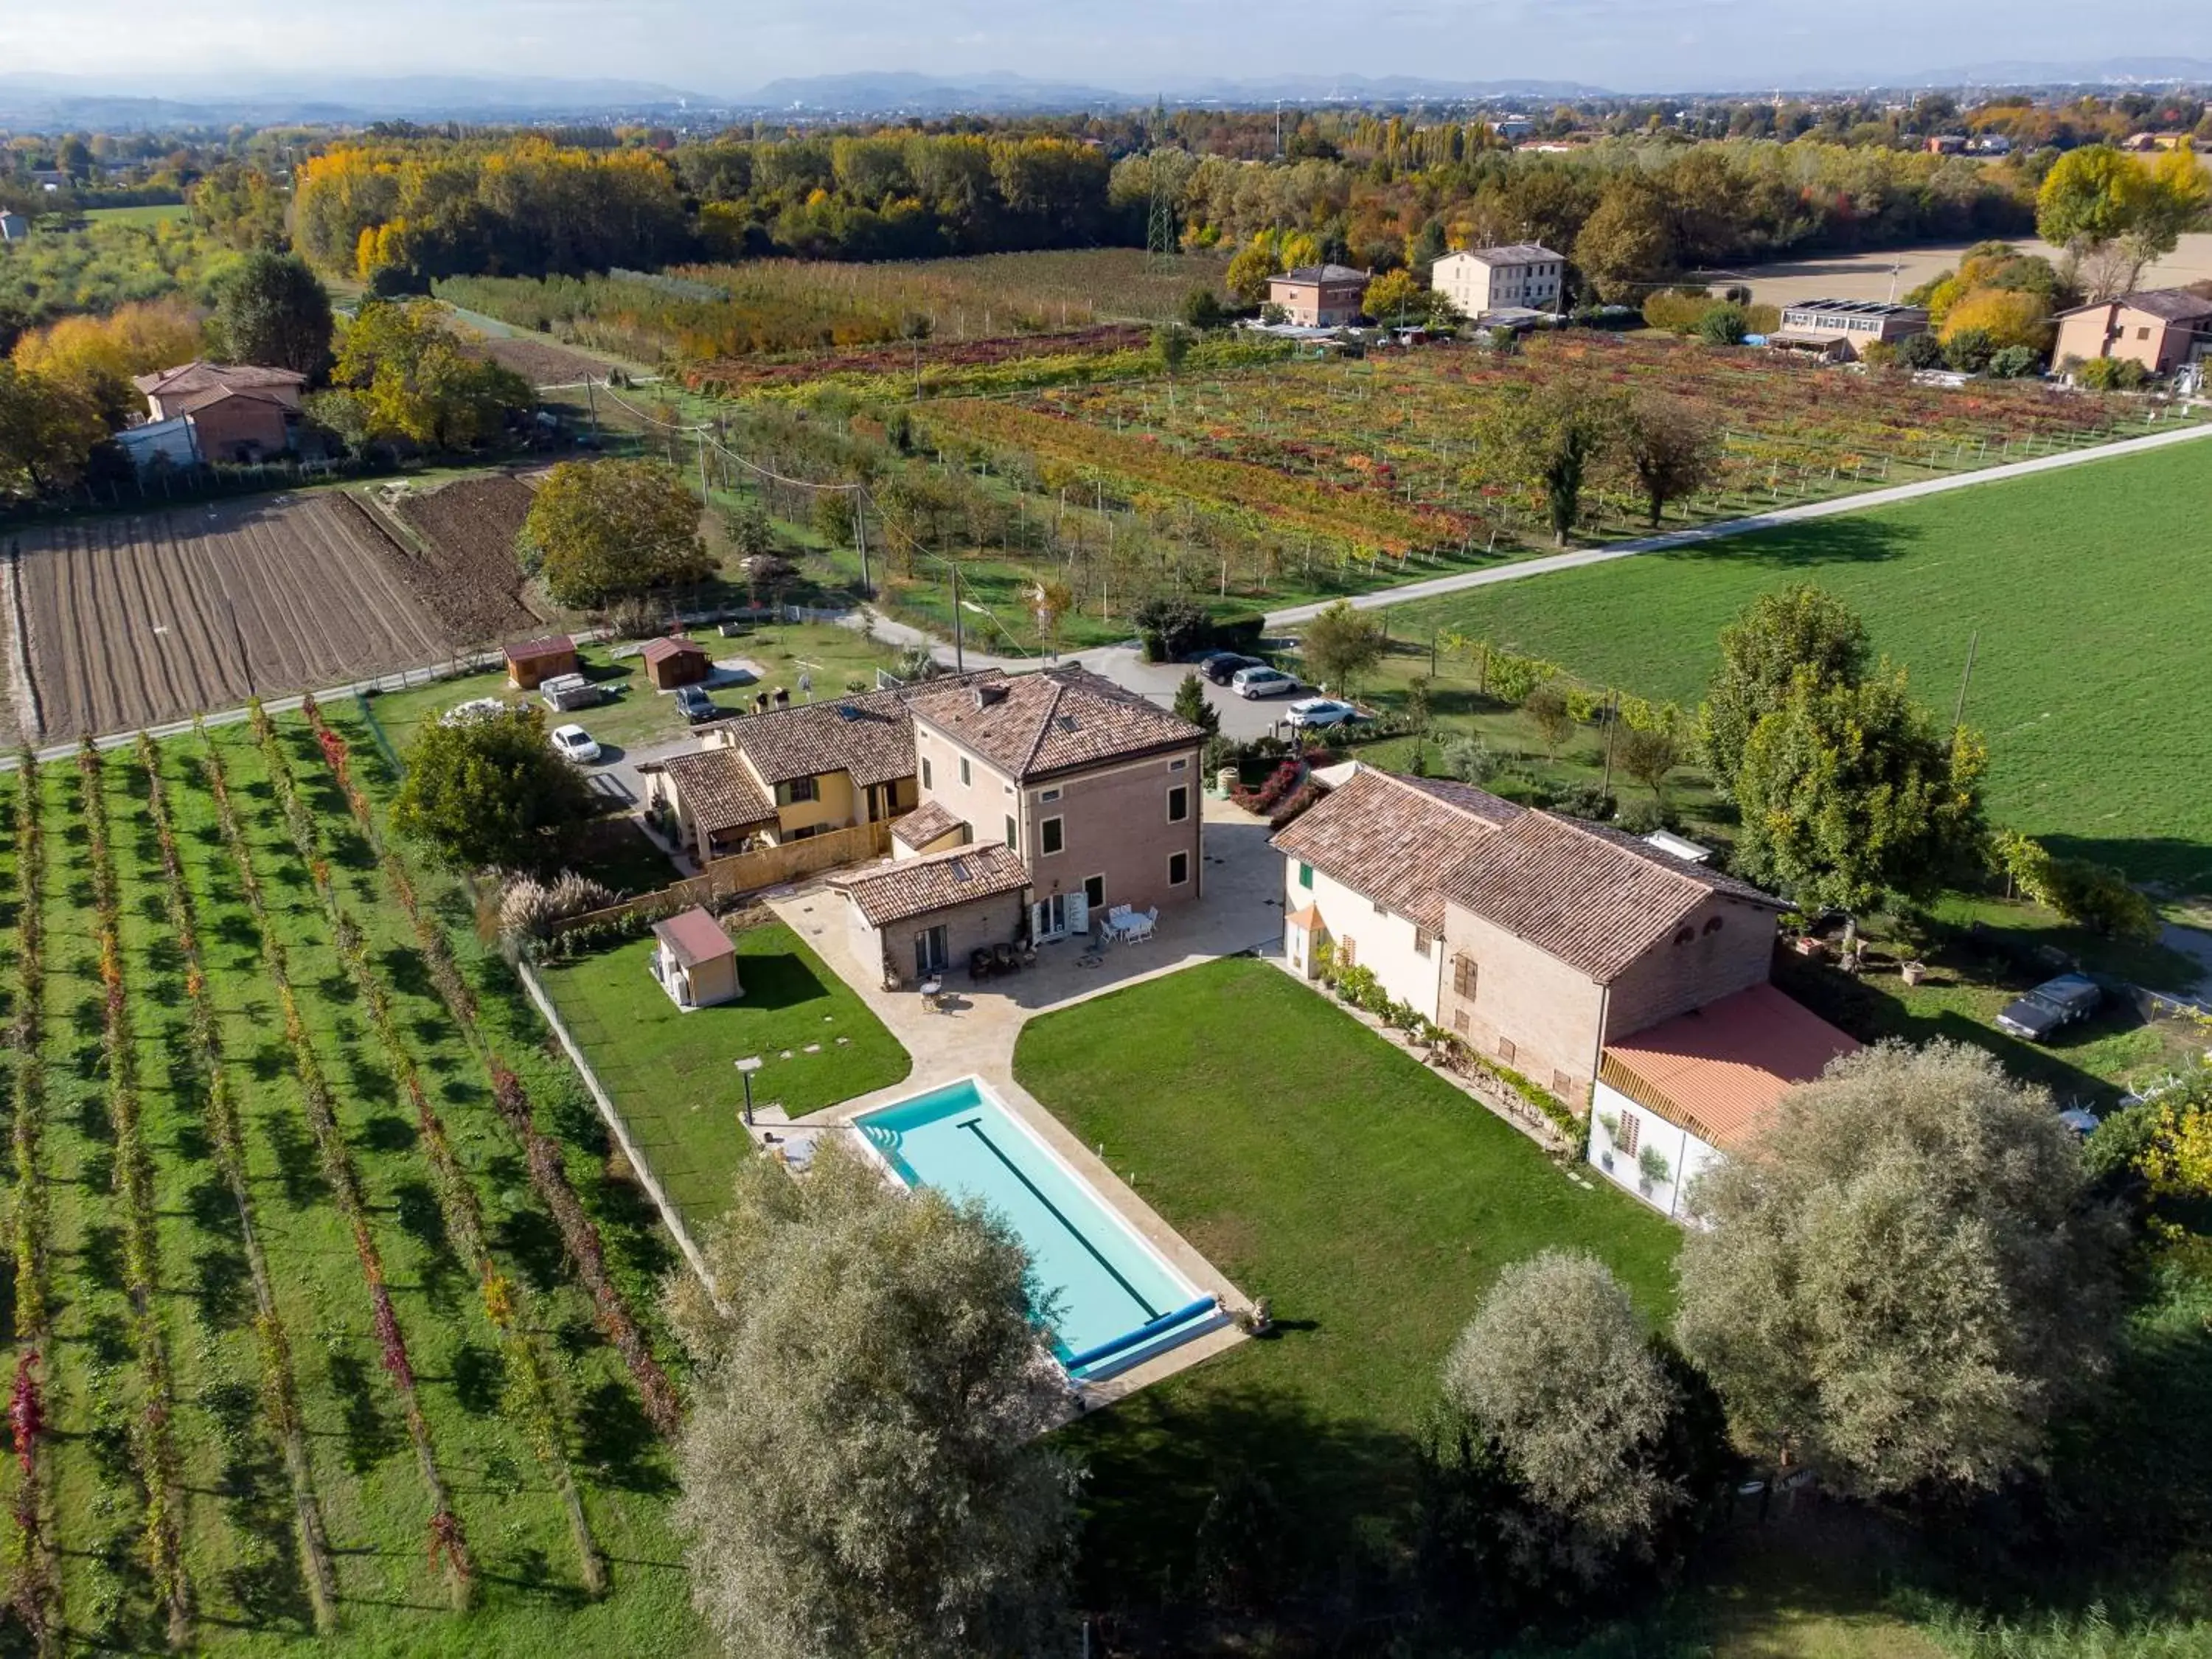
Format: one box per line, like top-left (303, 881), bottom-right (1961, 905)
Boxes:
top-left (80, 201), bottom-right (188, 226)
top-left (1012, 959), bottom-right (1680, 1607)
top-left (1383, 442), bottom-right (2212, 895)
top-left (541, 924), bottom-right (910, 1229)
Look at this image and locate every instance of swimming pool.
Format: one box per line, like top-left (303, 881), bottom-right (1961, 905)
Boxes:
top-left (854, 1079), bottom-right (1225, 1383)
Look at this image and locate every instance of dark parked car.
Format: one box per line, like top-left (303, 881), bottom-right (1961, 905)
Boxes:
top-left (1994, 973), bottom-right (2103, 1042)
top-left (675, 685), bottom-right (718, 724)
top-left (1200, 653), bottom-right (1264, 685)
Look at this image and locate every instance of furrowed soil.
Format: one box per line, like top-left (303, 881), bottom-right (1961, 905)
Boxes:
top-left (381, 474), bottom-right (546, 644)
top-left (12, 493), bottom-right (452, 742)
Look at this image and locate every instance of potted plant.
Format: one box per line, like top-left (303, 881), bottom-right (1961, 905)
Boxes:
top-left (1638, 1144), bottom-right (1672, 1194)
top-left (1901, 959), bottom-right (1927, 986)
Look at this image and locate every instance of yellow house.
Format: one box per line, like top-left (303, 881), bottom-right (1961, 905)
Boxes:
top-left (644, 685), bottom-right (950, 862)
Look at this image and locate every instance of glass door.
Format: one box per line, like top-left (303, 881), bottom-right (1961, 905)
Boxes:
top-left (915, 925), bottom-right (948, 976)
top-left (1032, 894), bottom-right (1068, 942)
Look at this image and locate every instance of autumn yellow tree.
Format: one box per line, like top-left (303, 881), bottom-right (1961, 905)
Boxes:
top-left (1938, 288), bottom-right (2056, 355)
top-left (10, 299), bottom-right (205, 425)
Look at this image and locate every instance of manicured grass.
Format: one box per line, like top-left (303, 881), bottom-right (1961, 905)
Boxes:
top-left (1012, 959), bottom-right (1680, 1601)
top-left (80, 202), bottom-right (188, 226)
top-left (541, 923), bottom-right (910, 1229)
top-left (1385, 442), bottom-right (2212, 895)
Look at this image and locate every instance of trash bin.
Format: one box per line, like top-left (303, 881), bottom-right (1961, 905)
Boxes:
top-left (1216, 767), bottom-right (1238, 796)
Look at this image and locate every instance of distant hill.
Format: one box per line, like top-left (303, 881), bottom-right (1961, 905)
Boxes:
top-left (0, 72), bottom-right (721, 128)
top-left (737, 70), bottom-right (1613, 112)
top-left (1907, 56), bottom-right (2212, 87)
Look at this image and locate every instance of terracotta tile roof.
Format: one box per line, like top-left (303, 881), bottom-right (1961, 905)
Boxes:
top-left (727, 689), bottom-right (918, 789)
top-left (659, 748), bottom-right (774, 833)
top-left (1444, 812), bottom-right (1784, 984)
top-left (504, 634), bottom-right (574, 662)
top-left (651, 906), bottom-right (735, 969)
top-left (132, 361), bottom-right (306, 400)
top-left (2058, 288), bottom-right (2212, 323)
top-left (906, 667), bottom-right (1203, 782)
top-left (641, 636), bottom-right (708, 667)
top-left (891, 799), bottom-right (966, 849)
top-left (1601, 983), bottom-right (1860, 1150)
top-left (1270, 768), bottom-right (1523, 933)
top-left (831, 841), bottom-right (1029, 928)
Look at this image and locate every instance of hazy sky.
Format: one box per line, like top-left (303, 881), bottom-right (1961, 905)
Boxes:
top-left (1, 0), bottom-right (2200, 93)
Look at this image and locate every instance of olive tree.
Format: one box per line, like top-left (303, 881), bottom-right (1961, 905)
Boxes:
top-left (1297, 600), bottom-right (1387, 698)
top-left (1677, 1042), bottom-right (2122, 1500)
top-left (666, 1138), bottom-right (1075, 1659)
top-left (1439, 1251), bottom-right (1727, 1592)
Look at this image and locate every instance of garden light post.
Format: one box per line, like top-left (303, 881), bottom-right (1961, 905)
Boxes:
top-left (736, 1055), bottom-right (763, 1127)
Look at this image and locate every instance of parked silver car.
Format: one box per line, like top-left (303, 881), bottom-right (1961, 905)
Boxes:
top-left (1231, 665), bottom-right (1297, 699)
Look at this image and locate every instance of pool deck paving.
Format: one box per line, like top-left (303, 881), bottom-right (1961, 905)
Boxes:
top-left (765, 794), bottom-right (1286, 1402)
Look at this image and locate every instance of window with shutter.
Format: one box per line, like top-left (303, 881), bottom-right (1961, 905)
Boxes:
top-left (1497, 1037), bottom-right (1515, 1064)
top-left (1618, 1111), bottom-right (1641, 1157)
top-left (1340, 937), bottom-right (1356, 967)
top-left (1453, 956), bottom-right (1478, 1000)
top-left (1453, 1010), bottom-right (1469, 1034)
top-left (1551, 1069), bottom-right (1573, 1099)
top-left (1414, 929), bottom-right (1433, 958)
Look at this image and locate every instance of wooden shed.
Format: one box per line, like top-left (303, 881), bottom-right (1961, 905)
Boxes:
top-left (641, 635), bottom-right (711, 689)
top-left (650, 907), bottom-right (742, 1010)
top-left (504, 634), bottom-right (579, 690)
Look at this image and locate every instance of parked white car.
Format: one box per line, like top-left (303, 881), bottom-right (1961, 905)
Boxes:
top-left (549, 724), bottom-right (602, 763)
top-left (1285, 698), bottom-right (1362, 730)
top-left (1231, 665), bottom-right (1298, 699)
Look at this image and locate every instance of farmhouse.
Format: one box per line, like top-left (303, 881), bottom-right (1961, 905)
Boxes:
top-left (504, 634), bottom-right (578, 690)
top-left (1430, 244), bottom-right (1566, 319)
top-left (905, 667), bottom-right (1207, 945)
top-left (2052, 288), bottom-right (2212, 378)
top-left (131, 361), bottom-right (308, 462)
top-left (1767, 299), bottom-right (1930, 361)
top-left (1267, 264), bottom-right (1371, 327)
top-left (1273, 767), bottom-right (1816, 1141)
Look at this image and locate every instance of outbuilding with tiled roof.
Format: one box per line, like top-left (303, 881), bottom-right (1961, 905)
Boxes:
top-left (830, 842), bottom-right (1032, 987)
top-left (1588, 982), bottom-right (1860, 1220)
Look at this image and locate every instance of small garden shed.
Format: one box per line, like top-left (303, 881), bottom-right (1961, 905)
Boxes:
top-left (650, 907), bottom-right (742, 1010)
top-left (504, 634), bottom-right (578, 690)
top-left (641, 636), bottom-right (711, 690)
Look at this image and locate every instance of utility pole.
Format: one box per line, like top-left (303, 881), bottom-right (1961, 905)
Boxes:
top-left (695, 427), bottom-right (711, 502)
top-left (853, 494), bottom-right (871, 597)
top-left (1952, 628), bottom-right (1980, 731)
top-left (950, 563), bottom-right (964, 675)
top-left (584, 376), bottom-right (599, 444)
top-left (1600, 692), bottom-right (1620, 795)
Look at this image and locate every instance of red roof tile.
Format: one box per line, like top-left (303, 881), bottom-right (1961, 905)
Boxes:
top-left (1600, 983), bottom-right (1860, 1150)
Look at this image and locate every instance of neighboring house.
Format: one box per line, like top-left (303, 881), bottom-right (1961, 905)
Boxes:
top-left (504, 635), bottom-right (577, 690)
top-left (1587, 981), bottom-right (1859, 1218)
top-left (131, 361), bottom-right (307, 462)
top-left (0, 211), bottom-right (27, 243)
top-left (1430, 244), bottom-right (1566, 319)
top-left (1267, 264), bottom-right (1371, 327)
top-left (1768, 299), bottom-right (1930, 361)
top-left (1276, 771), bottom-right (1523, 1019)
top-left (649, 907), bottom-right (742, 1010)
top-left (2053, 289), bottom-right (2212, 378)
top-left (905, 667), bottom-right (1208, 945)
top-left (1273, 766), bottom-right (1796, 1119)
top-left (830, 841), bottom-right (1032, 984)
top-left (639, 636), bottom-right (710, 689)
top-left (1924, 133), bottom-right (1969, 154)
top-left (890, 799), bottom-right (967, 859)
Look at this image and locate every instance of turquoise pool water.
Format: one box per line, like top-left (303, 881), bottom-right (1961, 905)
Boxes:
top-left (855, 1079), bottom-right (1219, 1381)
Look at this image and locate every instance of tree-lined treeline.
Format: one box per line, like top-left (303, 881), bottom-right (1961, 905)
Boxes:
top-left (291, 136), bottom-right (693, 291)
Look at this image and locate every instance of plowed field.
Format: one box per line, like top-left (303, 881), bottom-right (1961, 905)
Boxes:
top-left (12, 493), bottom-right (451, 741)
top-left (382, 474), bottom-right (545, 643)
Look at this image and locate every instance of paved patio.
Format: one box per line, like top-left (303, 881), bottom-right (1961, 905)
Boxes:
top-left (762, 793), bottom-right (1287, 1400)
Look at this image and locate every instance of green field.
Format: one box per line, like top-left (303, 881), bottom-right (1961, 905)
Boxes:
top-left (1385, 440), bottom-right (2212, 895)
top-left (80, 202), bottom-right (189, 226)
top-left (0, 716), bottom-right (707, 1654)
top-left (1012, 960), bottom-right (1681, 1612)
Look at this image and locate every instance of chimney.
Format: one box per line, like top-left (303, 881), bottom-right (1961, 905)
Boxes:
top-left (974, 684), bottom-right (1008, 709)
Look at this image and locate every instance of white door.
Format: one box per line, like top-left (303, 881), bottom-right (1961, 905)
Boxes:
top-left (1032, 894), bottom-right (1068, 941)
top-left (1065, 890), bottom-right (1088, 938)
